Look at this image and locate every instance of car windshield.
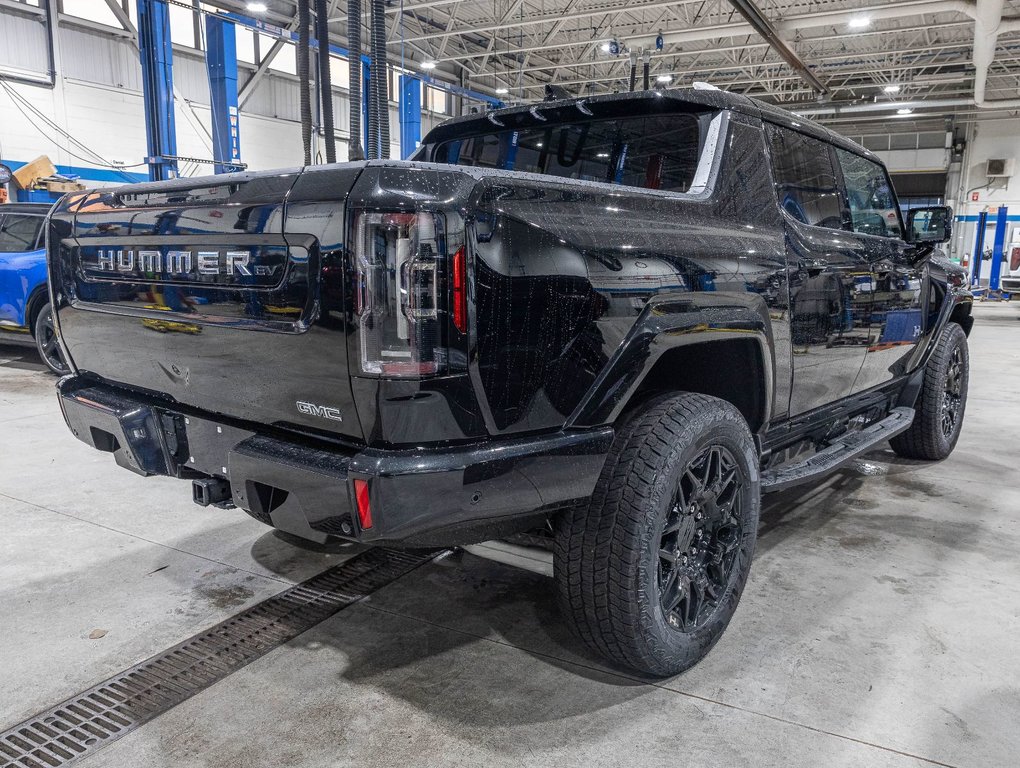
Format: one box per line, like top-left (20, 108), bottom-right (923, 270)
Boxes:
top-left (428, 112), bottom-right (705, 193)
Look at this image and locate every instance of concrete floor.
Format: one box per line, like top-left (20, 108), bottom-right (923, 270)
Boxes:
top-left (0, 302), bottom-right (1018, 768)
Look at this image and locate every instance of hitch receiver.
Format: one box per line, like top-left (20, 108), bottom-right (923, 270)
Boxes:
top-left (192, 477), bottom-right (234, 508)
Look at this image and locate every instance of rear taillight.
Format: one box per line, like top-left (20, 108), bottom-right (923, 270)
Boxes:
top-left (354, 211), bottom-right (444, 377)
top-left (452, 246), bottom-right (467, 334)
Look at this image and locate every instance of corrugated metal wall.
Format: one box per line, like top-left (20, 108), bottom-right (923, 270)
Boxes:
top-left (0, 9), bottom-right (49, 74)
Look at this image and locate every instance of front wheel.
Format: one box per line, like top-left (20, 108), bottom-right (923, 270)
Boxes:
top-left (555, 393), bottom-right (760, 677)
top-left (33, 303), bottom-right (69, 375)
top-left (890, 321), bottom-right (969, 461)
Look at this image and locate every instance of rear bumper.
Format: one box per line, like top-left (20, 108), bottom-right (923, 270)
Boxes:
top-left (56, 376), bottom-right (613, 545)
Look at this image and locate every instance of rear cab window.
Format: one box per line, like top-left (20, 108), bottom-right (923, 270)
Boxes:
top-left (420, 101), bottom-right (722, 196)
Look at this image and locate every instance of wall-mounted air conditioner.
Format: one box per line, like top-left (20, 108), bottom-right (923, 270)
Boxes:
top-left (986, 158), bottom-right (1015, 177)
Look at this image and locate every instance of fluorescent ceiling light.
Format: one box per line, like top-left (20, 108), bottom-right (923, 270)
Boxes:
top-left (656, 74), bottom-right (673, 83)
top-left (495, 87), bottom-right (509, 95)
top-left (600, 42), bottom-right (612, 52)
top-left (883, 84), bottom-right (901, 93)
top-left (421, 61), bottom-right (438, 70)
top-left (246, 2), bottom-right (268, 12)
top-left (896, 107), bottom-right (914, 115)
top-left (848, 16), bottom-right (870, 28)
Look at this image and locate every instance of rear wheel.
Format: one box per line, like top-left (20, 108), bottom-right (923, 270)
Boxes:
top-left (555, 393), bottom-right (759, 677)
top-left (33, 303), bottom-right (68, 375)
top-left (890, 322), bottom-right (969, 461)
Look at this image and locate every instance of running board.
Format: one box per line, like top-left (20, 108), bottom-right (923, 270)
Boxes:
top-left (762, 407), bottom-right (915, 493)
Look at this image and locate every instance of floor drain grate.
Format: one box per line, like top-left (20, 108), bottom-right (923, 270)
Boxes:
top-left (0, 547), bottom-right (441, 768)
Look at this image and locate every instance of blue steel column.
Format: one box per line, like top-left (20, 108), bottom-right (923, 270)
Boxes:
top-left (204, 15), bottom-right (242, 173)
top-left (137, 0), bottom-right (178, 181)
top-left (989, 205), bottom-right (1008, 292)
top-left (972, 211), bottom-right (987, 287)
top-left (363, 63), bottom-right (373, 158)
top-left (399, 74), bottom-right (422, 159)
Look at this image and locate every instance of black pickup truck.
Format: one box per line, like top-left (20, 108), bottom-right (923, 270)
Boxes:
top-left (47, 88), bottom-right (972, 677)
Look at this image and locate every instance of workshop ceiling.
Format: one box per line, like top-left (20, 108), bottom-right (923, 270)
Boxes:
top-left (208, 0), bottom-right (1020, 126)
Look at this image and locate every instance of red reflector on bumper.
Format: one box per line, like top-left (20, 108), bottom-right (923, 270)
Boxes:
top-left (353, 478), bottom-right (372, 529)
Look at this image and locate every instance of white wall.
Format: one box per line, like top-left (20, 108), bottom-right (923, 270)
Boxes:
top-left (0, 7), bottom-right (454, 186)
top-left (874, 147), bottom-right (949, 173)
top-left (949, 119), bottom-right (1020, 267)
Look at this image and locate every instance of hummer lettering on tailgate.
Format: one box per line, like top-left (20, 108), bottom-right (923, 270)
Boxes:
top-left (90, 248), bottom-right (261, 278)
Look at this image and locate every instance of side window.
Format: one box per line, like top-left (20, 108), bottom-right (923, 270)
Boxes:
top-left (835, 149), bottom-right (903, 239)
top-left (0, 214), bottom-right (43, 252)
top-left (766, 125), bottom-right (844, 230)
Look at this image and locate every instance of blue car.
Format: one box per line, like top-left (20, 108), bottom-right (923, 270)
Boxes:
top-left (0, 203), bottom-right (67, 373)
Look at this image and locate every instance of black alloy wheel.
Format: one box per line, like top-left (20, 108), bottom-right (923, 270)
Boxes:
top-left (555, 392), bottom-right (760, 677)
top-left (34, 303), bottom-right (69, 375)
top-left (658, 444), bottom-right (745, 633)
top-left (941, 345), bottom-right (964, 439)
top-left (890, 321), bottom-right (969, 461)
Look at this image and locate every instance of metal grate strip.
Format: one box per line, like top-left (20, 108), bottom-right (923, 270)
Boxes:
top-left (0, 547), bottom-right (440, 768)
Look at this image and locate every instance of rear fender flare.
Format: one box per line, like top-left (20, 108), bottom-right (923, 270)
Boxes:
top-left (566, 292), bottom-right (776, 432)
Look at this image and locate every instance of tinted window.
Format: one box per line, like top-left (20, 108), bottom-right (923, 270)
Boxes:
top-left (836, 148), bottom-right (903, 238)
top-left (767, 126), bottom-right (844, 229)
top-left (433, 113), bottom-right (703, 193)
top-left (0, 214), bottom-right (44, 252)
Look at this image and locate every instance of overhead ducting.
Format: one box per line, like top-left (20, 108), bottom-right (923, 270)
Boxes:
top-left (347, 0), bottom-right (364, 161)
top-left (972, 0), bottom-right (1020, 108)
top-left (315, 0), bottom-right (336, 163)
top-left (297, 0), bottom-right (312, 166)
top-left (366, 0), bottom-right (389, 159)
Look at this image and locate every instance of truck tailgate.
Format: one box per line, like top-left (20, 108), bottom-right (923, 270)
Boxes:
top-left (49, 166), bottom-right (365, 443)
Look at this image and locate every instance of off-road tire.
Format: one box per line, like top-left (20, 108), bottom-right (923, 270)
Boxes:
top-left (554, 393), bottom-right (760, 677)
top-left (33, 303), bottom-right (68, 375)
top-left (890, 322), bottom-right (969, 461)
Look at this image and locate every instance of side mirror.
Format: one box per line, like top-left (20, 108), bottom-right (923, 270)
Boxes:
top-left (906, 205), bottom-right (953, 244)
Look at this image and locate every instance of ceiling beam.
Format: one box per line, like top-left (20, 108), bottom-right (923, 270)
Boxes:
top-left (727, 0), bottom-right (827, 93)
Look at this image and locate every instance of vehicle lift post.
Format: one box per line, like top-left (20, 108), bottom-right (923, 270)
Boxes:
top-left (204, 15), bottom-right (243, 174)
top-left (986, 206), bottom-right (1010, 301)
top-left (137, 0), bottom-right (178, 181)
top-left (399, 74), bottom-right (422, 159)
top-left (971, 210), bottom-right (987, 289)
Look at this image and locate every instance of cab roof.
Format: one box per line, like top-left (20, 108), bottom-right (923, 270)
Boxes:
top-left (422, 87), bottom-right (876, 162)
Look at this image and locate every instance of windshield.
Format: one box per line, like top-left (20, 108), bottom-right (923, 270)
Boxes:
top-left (427, 112), bottom-right (705, 193)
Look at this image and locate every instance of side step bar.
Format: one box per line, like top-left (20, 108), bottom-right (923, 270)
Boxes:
top-left (762, 407), bottom-right (915, 493)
